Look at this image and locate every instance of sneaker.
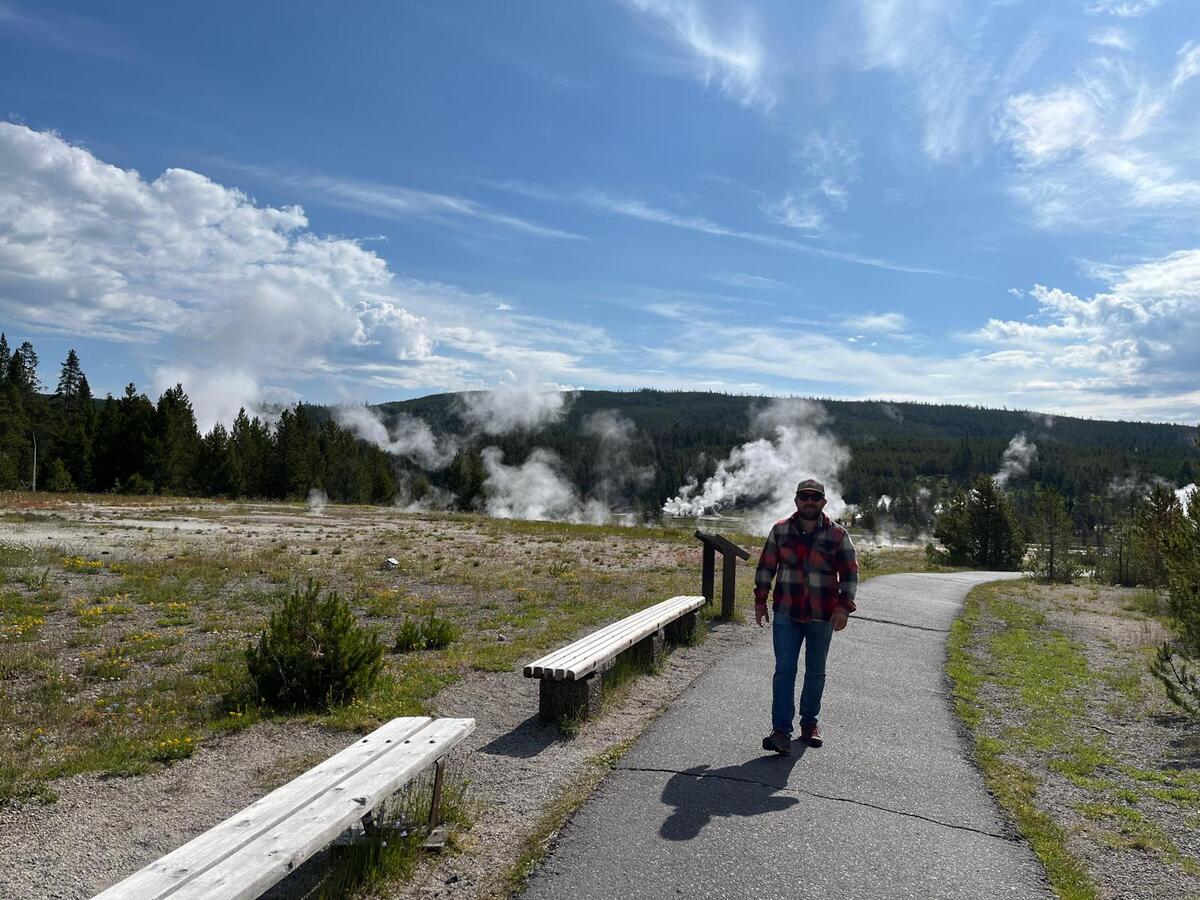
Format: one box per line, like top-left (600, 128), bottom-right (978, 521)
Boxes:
top-left (800, 723), bottom-right (823, 748)
top-left (762, 730), bottom-right (791, 755)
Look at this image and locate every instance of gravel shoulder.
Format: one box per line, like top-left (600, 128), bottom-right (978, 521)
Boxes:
top-left (952, 579), bottom-right (1200, 900)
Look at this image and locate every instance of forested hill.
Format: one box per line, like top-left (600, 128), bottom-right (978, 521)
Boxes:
top-left (382, 389), bottom-right (1197, 451)
top-left (377, 390), bottom-right (1199, 518)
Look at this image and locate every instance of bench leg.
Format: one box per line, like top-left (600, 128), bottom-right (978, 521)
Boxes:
top-left (665, 611), bottom-right (697, 645)
top-left (428, 757), bottom-right (446, 829)
top-left (631, 627), bottom-right (665, 670)
top-left (360, 810), bottom-right (381, 837)
top-left (539, 673), bottom-right (602, 723)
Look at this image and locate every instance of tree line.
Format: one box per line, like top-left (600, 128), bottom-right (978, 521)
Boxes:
top-left (0, 334), bottom-right (396, 502)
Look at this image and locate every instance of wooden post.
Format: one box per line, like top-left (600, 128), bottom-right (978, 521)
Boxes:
top-left (721, 551), bottom-right (737, 619)
top-left (694, 531), bottom-right (750, 621)
top-left (701, 545), bottom-right (715, 602)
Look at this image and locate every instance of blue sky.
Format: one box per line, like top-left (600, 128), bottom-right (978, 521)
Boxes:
top-left (1, 0), bottom-right (1199, 429)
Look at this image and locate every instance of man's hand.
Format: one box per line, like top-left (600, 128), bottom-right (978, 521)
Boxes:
top-left (831, 608), bottom-right (849, 632)
top-left (755, 602), bottom-right (770, 627)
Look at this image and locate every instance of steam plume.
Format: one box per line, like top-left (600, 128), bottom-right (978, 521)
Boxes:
top-left (582, 409), bottom-right (655, 506)
top-left (455, 386), bottom-right (574, 435)
top-left (994, 433), bottom-right (1037, 489)
top-left (334, 405), bottom-right (456, 469)
top-left (480, 447), bottom-right (607, 523)
top-left (662, 399), bottom-right (851, 532)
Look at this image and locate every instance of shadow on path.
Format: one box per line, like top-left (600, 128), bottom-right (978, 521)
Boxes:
top-left (658, 750), bottom-right (805, 841)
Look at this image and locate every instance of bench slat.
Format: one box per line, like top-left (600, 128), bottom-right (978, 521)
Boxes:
top-left (523, 596), bottom-right (695, 677)
top-left (525, 596), bottom-right (704, 681)
top-left (551, 597), bottom-right (704, 680)
top-left (93, 717), bottom-right (433, 900)
top-left (533, 596), bottom-right (704, 679)
top-left (524, 603), bottom-right (670, 677)
top-left (547, 602), bottom-right (694, 679)
top-left (168, 717), bottom-right (475, 900)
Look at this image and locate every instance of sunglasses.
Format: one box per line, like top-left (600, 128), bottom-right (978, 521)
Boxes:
top-left (796, 493), bottom-right (824, 502)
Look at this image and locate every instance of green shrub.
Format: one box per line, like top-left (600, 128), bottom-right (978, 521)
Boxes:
top-left (246, 580), bottom-right (384, 710)
top-left (124, 472), bottom-right (156, 495)
top-left (44, 458), bottom-right (76, 493)
top-left (394, 606), bottom-right (459, 653)
top-left (394, 616), bottom-right (425, 653)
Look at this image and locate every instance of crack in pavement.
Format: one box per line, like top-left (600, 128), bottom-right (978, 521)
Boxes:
top-left (849, 613), bottom-right (950, 633)
top-left (613, 765), bottom-right (1014, 842)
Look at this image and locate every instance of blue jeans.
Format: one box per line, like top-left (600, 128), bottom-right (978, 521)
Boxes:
top-left (771, 613), bottom-right (834, 735)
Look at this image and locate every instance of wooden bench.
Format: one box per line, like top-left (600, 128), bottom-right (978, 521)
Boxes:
top-left (523, 595), bottom-right (705, 722)
top-left (93, 716), bottom-right (474, 900)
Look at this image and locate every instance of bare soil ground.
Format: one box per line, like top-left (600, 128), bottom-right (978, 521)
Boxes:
top-left (0, 493), bottom-right (762, 899)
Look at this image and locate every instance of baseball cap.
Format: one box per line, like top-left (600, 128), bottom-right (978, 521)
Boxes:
top-left (795, 478), bottom-right (825, 497)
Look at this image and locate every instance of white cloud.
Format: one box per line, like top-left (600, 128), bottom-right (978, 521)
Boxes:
top-left (856, 312), bottom-right (909, 333)
top-left (0, 123), bottom-right (632, 422)
top-left (620, 0), bottom-right (774, 111)
top-left (709, 271), bottom-right (786, 289)
top-left (760, 192), bottom-right (825, 232)
top-left (1085, 0), bottom-right (1161, 17)
top-left (999, 40), bottom-right (1200, 228)
top-left (856, 0), bottom-right (1039, 161)
top-left (1002, 88), bottom-right (1099, 162)
top-left (1172, 41), bottom-right (1200, 91)
top-left (486, 179), bottom-right (956, 276)
top-left (1090, 28), bottom-right (1132, 51)
top-left (968, 247), bottom-right (1200, 415)
top-left (798, 133), bottom-right (860, 210)
top-left (237, 166), bottom-right (585, 241)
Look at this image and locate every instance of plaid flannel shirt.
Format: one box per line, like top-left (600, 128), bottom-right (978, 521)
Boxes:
top-left (753, 512), bottom-right (858, 621)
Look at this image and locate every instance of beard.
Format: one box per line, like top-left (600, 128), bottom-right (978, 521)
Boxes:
top-left (798, 506), bottom-right (821, 521)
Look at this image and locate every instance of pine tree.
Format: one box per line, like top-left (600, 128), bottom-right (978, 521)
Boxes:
top-left (197, 423), bottom-right (234, 496)
top-left (968, 476), bottom-right (1025, 569)
top-left (56, 350), bottom-right (85, 412)
top-left (14, 341), bottom-right (39, 393)
top-left (152, 384), bottom-right (201, 493)
top-left (932, 477), bottom-right (1024, 569)
top-left (1025, 485), bottom-right (1078, 583)
top-left (0, 333), bottom-right (9, 385)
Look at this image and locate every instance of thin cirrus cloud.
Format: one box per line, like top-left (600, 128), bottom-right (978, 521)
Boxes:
top-left (619, 0), bottom-right (774, 111)
top-left (0, 2), bottom-right (135, 61)
top-left (481, 177), bottom-right (960, 277)
top-left (1085, 0), bottom-right (1162, 17)
top-left (224, 164), bottom-right (586, 242)
top-left (998, 38), bottom-right (1200, 228)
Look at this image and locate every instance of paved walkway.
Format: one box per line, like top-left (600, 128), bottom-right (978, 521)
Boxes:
top-left (521, 572), bottom-right (1053, 900)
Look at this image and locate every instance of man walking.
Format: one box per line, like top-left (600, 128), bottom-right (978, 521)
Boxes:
top-left (755, 478), bottom-right (858, 754)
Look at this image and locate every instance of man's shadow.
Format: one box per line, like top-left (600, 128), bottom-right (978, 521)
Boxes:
top-left (659, 748), bottom-right (804, 841)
